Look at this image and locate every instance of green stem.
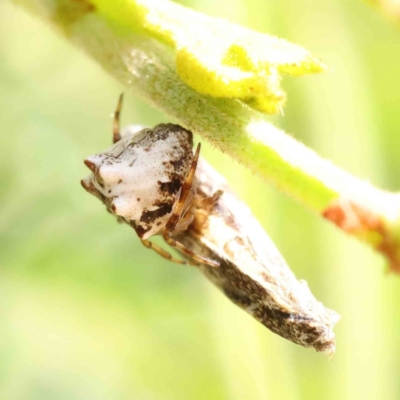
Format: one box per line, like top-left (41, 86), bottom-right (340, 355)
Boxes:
top-left (13, 0), bottom-right (400, 272)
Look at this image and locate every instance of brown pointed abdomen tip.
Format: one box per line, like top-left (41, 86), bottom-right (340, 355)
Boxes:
top-left (84, 158), bottom-right (96, 172)
top-left (80, 178), bottom-right (93, 193)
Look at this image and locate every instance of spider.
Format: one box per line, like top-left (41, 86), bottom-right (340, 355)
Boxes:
top-left (81, 94), bottom-right (221, 267)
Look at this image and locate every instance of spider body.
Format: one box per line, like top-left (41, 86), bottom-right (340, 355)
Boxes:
top-left (81, 95), bottom-right (220, 267)
top-left (82, 123), bottom-right (194, 240)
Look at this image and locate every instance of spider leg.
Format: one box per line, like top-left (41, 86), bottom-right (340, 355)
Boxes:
top-left (163, 143), bottom-right (219, 267)
top-left (113, 93), bottom-right (124, 143)
top-left (181, 186), bottom-right (195, 216)
top-left (198, 190), bottom-right (223, 208)
top-left (170, 188), bottom-right (195, 236)
top-left (165, 202), bottom-right (220, 267)
top-left (165, 143), bottom-right (201, 233)
top-left (141, 239), bottom-right (199, 266)
top-left (172, 212), bottom-right (194, 235)
top-left (163, 235), bottom-right (219, 267)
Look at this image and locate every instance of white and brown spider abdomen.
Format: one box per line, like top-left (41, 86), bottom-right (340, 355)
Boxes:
top-left (82, 123), bottom-right (194, 239)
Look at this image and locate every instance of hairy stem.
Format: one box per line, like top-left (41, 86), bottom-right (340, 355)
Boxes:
top-left (13, 0), bottom-right (400, 272)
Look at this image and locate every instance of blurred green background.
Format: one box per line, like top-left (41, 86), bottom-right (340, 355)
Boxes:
top-left (1, 0), bottom-right (400, 399)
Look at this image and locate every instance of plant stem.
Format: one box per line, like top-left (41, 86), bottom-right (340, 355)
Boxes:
top-left (13, 0), bottom-right (400, 272)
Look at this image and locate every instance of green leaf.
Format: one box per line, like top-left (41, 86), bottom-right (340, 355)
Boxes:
top-left (90, 0), bottom-right (327, 114)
